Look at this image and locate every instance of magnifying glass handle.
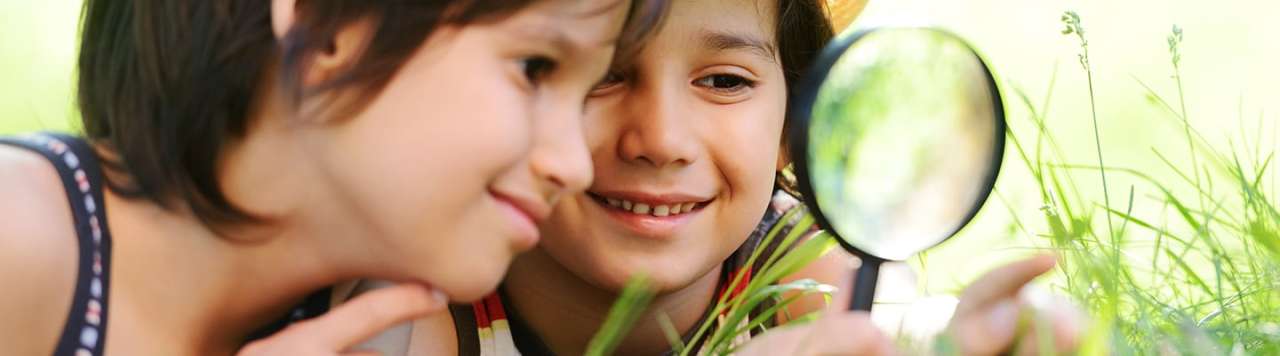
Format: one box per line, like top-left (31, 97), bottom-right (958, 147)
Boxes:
top-left (849, 258), bottom-right (881, 311)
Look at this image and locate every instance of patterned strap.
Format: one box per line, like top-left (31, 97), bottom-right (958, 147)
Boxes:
top-left (472, 294), bottom-right (522, 356)
top-left (0, 133), bottom-right (113, 356)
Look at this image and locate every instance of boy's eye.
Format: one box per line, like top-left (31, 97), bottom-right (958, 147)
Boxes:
top-left (693, 74), bottom-right (754, 92)
top-left (521, 56), bottom-right (558, 86)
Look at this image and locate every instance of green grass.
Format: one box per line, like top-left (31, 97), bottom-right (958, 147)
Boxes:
top-left (593, 11), bottom-right (1280, 356)
top-left (997, 12), bottom-right (1280, 355)
top-left (584, 207), bottom-right (840, 356)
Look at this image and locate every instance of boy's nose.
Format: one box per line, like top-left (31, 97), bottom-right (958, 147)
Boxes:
top-left (617, 83), bottom-right (699, 169)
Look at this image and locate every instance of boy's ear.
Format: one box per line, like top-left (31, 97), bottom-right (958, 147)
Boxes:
top-left (777, 134), bottom-right (792, 171)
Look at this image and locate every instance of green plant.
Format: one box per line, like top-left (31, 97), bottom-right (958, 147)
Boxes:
top-left (584, 206), bottom-right (839, 356)
top-left (586, 275), bottom-right (658, 356)
top-left (997, 12), bottom-right (1280, 355)
top-left (588, 12), bottom-right (1280, 355)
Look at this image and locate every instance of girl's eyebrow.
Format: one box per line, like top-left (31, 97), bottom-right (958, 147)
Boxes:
top-left (514, 19), bottom-right (617, 59)
top-left (699, 30), bottom-right (778, 64)
top-left (521, 0), bottom-right (627, 57)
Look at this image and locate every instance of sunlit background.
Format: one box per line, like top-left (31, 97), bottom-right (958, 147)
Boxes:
top-left (842, 0), bottom-right (1280, 288)
top-left (3, 0), bottom-right (1278, 350)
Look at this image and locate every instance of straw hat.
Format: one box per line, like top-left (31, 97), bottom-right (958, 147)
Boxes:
top-left (825, 0), bottom-right (869, 32)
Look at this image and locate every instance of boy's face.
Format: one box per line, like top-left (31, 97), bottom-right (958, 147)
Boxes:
top-left (535, 0), bottom-right (787, 292)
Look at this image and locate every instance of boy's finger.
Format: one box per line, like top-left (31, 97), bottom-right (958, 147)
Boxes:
top-left (737, 312), bottom-right (894, 356)
top-left (957, 254), bottom-right (1056, 312)
top-left (825, 256), bottom-right (857, 316)
top-left (290, 284), bottom-right (448, 350)
top-left (801, 312), bottom-right (896, 355)
top-left (1012, 298), bottom-right (1086, 355)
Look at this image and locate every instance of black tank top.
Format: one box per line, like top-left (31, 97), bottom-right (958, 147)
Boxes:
top-left (0, 133), bottom-right (332, 355)
top-left (0, 133), bottom-right (114, 356)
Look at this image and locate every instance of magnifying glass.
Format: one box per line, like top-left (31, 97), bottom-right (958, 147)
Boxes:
top-left (786, 27), bottom-right (1006, 311)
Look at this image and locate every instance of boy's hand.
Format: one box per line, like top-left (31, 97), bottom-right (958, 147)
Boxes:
top-left (741, 271), bottom-right (895, 356)
top-left (237, 284), bottom-right (447, 356)
top-left (736, 311), bottom-right (897, 356)
top-left (945, 254), bottom-right (1086, 355)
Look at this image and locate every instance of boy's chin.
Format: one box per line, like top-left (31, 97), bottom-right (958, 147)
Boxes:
top-left (577, 257), bottom-right (721, 295)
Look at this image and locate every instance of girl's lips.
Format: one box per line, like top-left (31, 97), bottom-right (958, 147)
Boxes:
top-left (490, 190), bottom-right (549, 249)
top-left (586, 191), bottom-right (712, 239)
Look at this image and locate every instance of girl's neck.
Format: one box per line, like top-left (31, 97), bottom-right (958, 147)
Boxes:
top-left (503, 249), bottom-right (723, 356)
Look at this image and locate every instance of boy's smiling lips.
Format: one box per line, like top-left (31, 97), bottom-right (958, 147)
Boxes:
top-left (585, 190), bottom-right (714, 239)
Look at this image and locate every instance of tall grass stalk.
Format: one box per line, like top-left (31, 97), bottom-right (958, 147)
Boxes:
top-left (1008, 12), bottom-right (1280, 355)
top-left (1061, 11), bottom-right (1118, 241)
top-left (586, 206), bottom-right (838, 356)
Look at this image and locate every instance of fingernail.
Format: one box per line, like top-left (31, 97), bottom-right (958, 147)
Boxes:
top-left (986, 301), bottom-right (1020, 339)
top-left (429, 288), bottom-right (448, 304)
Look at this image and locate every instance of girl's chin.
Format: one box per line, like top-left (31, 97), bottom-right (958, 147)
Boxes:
top-left (428, 266), bottom-right (508, 302)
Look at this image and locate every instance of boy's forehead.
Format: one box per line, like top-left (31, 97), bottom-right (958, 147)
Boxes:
top-left (699, 30), bottom-right (778, 63)
top-left (649, 0), bottom-right (777, 55)
top-left (666, 0), bottom-right (776, 39)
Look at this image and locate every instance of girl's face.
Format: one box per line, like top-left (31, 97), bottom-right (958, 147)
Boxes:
top-left (536, 0), bottom-right (787, 291)
top-left (300, 0), bottom-right (626, 301)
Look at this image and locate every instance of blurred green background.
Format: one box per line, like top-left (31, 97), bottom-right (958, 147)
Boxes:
top-left (844, 0), bottom-right (1280, 281)
top-left (1, 0), bottom-right (81, 133)
top-left (2, 0), bottom-right (1278, 350)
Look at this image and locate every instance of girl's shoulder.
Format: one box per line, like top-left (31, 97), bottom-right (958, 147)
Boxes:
top-left (0, 142), bottom-right (83, 354)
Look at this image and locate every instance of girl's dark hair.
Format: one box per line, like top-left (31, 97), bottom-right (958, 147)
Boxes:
top-left (77, 0), bottom-right (668, 229)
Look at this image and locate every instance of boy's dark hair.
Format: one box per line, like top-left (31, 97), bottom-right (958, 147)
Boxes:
top-left (776, 0), bottom-right (836, 140)
top-left (77, 0), bottom-right (668, 229)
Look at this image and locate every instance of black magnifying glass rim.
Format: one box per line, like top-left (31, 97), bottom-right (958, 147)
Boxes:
top-left (785, 27), bottom-right (1008, 263)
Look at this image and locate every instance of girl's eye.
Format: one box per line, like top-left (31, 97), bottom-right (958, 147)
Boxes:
top-left (521, 56), bottom-right (558, 86)
top-left (693, 74), bottom-right (755, 93)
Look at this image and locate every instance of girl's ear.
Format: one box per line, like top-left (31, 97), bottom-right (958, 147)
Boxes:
top-left (272, 0), bottom-right (375, 87)
top-left (303, 18), bottom-right (376, 87)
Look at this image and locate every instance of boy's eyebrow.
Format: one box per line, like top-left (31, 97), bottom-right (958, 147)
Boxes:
top-left (699, 30), bottom-right (778, 64)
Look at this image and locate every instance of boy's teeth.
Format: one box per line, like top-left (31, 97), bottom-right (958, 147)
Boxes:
top-left (602, 196), bottom-right (702, 217)
top-left (653, 205), bottom-right (670, 217)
